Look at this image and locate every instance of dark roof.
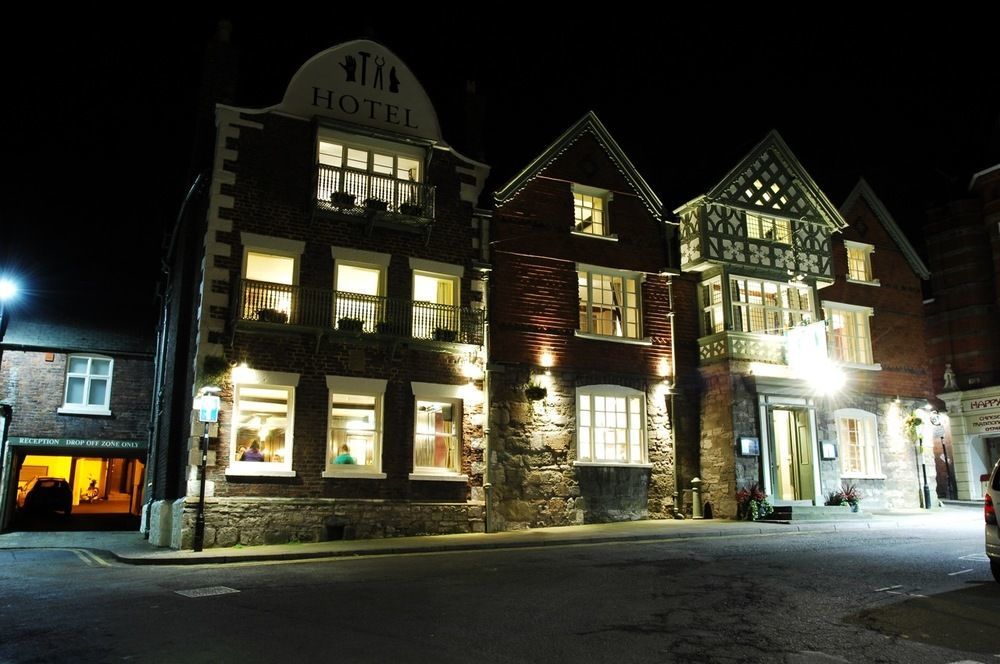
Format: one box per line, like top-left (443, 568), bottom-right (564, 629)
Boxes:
top-left (2, 311), bottom-right (154, 356)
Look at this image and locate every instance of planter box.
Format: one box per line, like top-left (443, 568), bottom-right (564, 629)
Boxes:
top-left (433, 328), bottom-right (458, 342)
top-left (330, 192), bottom-right (356, 207)
top-left (257, 308), bottom-right (288, 324)
top-left (363, 198), bottom-right (388, 212)
top-left (338, 318), bottom-right (365, 333)
top-left (399, 202), bottom-right (425, 216)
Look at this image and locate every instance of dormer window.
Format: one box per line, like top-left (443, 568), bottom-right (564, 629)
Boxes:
top-left (745, 212), bottom-right (791, 244)
top-left (845, 241), bottom-right (878, 285)
top-left (572, 184), bottom-right (612, 238)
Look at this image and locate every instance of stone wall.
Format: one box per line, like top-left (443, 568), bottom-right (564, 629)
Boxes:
top-left (696, 363), bottom-right (738, 518)
top-left (489, 367), bottom-right (674, 530)
top-left (165, 497), bottom-right (484, 549)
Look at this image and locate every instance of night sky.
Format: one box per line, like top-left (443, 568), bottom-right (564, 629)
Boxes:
top-left (3, 11), bottom-right (997, 325)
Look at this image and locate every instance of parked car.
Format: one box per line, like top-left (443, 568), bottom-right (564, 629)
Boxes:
top-left (16, 476), bottom-right (72, 515)
top-left (986, 459), bottom-right (1000, 583)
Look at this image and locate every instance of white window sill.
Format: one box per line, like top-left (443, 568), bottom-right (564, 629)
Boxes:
top-left (322, 470), bottom-right (387, 480)
top-left (57, 406), bottom-right (112, 417)
top-left (846, 278), bottom-right (880, 287)
top-left (835, 361), bottom-right (882, 371)
top-left (574, 331), bottom-right (652, 346)
top-left (574, 461), bottom-right (653, 469)
top-left (571, 230), bottom-right (619, 242)
top-left (225, 467), bottom-right (297, 478)
top-left (408, 472), bottom-right (469, 482)
top-left (840, 474), bottom-right (886, 480)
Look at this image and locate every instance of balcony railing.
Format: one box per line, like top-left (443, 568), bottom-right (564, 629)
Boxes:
top-left (698, 331), bottom-right (787, 365)
top-left (316, 164), bottom-right (435, 219)
top-left (237, 279), bottom-right (483, 345)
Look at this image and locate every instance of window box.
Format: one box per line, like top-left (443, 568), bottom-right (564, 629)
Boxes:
top-left (364, 198), bottom-right (388, 212)
top-left (337, 317), bottom-right (365, 333)
top-left (257, 308), bottom-right (288, 324)
top-left (433, 327), bottom-right (458, 342)
top-left (399, 202), bottom-right (425, 216)
top-left (330, 191), bottom-right (357, 208)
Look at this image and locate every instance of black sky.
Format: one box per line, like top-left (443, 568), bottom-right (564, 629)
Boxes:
top-left (2, 11), bottom-right (997, 323)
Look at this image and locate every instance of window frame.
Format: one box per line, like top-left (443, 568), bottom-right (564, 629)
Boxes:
top-left (240, 233), bottom-right (306, 325)
top-left (730, 275), bottom-right (813, 335)
top-left (331, 246), bottom-right (391, 334)
top-left (409, 382), bottom-right (467, 481)
top-left (575, 385), bottom-right (651, 467)
top-left (844, 240), bottom-right (879, 285)
top-left (576, 263), bottom-right (648, 344)
top-left (571, 183), bottom-right (615, 240)
top-left (745, 211), bottom-right (792, 244)
top-left (834, 408), bottom-right (884, 478)
top-left (409, 258), bottom-right (463, 340)
top-left (700, 276), bottom-right (725, 335)
top-left (822, 301), bottom-right (880, 369)
top-left (323, 376), bottom-right (387, 479)
top-left (226, 369), bottom-right (299, 478)
top-left (58, 354), bottom-right (114, 416)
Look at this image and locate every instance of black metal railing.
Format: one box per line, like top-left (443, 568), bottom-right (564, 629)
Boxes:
top-left (237, 279), bottom-right (483, 345)
top-left (317, 164), bottom-right (436, 219)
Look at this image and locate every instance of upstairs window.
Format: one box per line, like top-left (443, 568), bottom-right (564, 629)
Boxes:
top-left (332, 247), bottom-right (391, 334)
top-left (745, 212), bottom-right (792, 244)
top-left (410, 258), bottom-right (463, 341)
top-left (701, 277), bottom-right (724, 335)
top-left (240, 233), bottom-right (304, 325)
top-left (59, 355), bottom-right (113, 415)
top-left (317, 132), bottom-right (425, 211)
top-left (577, 266), bottom-right (642, 340)
top-left (730, 277), bottom-right (812, 334)
top-left (845, 241), bottom-right (878, 284)
top-left (572, 184), bottom-right (612, 237)
top-left (823, 302), bottom-right (875, 365)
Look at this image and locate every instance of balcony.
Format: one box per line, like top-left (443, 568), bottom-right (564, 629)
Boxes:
top-left (236, 279), bottom-right (483, 346)
top-left (316, 164), bottom-right (436, 222)
top-left (698, 331), bottom-right (787, 365)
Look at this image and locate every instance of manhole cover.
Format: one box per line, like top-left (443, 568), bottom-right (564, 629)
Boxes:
top-left (174, 586), bottom-right (240, 598)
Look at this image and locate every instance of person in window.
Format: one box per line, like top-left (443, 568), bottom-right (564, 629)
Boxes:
top-left (333, 443), bottom-right (356, 465)
top-left (241, 440), bottom-right (264, 462)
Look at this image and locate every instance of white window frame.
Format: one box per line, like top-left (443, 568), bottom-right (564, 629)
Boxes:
top-left (410, 258), bottom-right (463, 340)
top-left (834, 408), bottom-right (884, 478)
top-left (332, 247), bottom-right (391, 334)
top-left (58, 354), bottom-right (113, 416)
top-left (323, 376), bottom-right (387, 479)
top-left (576, 263), bottom-right (649, 344)
top-left (745, 212), bottom-right (792, 244)
top-left (409, 382), bottom-right (467, 482)
top-left (575, 385), bottom-right (651, 467)
top-left (226, 369), bottom-right (299, 478)
top-left (730, 275), bottom-right (813, 335)
top-left (571, 183), bottom-right (616, 241)
top-left (844, 240), bottom-right (879, 285)
top-left (822, 301), bottom-right (880, 369)
top-left (241, 233), bottom-right (306, 325)
top-left (701, 276), bottom-right (724, 335)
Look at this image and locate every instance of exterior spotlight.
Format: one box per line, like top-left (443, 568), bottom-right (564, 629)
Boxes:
top-left (0, 278), bottom-right (17, 302)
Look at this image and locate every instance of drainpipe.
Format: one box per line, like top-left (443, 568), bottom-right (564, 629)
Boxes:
top-left (0, 404), bottom-right (13, 530)
top-left (480, 268), bottom-right (493, 533)
top-left (667, 280), bottom-right (683, 519)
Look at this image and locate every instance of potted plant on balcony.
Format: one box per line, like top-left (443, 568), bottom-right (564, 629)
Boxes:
top-left (525, 380), bottom-right (547, 402)
top-left (433, 327), bottom-right (458, 342)
top-left (330, 191), bottom-right (356, 208)
top-left (257, 308), bottom-right (288, 324)
top-left (399, 201), bottom-right (424, 216)
top-left (363, 197), bottom-right (388, 212)
top-left (338, 317), bottom-right (364, 333)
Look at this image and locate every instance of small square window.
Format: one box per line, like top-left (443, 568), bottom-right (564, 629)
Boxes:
top-left (845, 242), bottom-right (876, 283)
top-left (571, 185), bottom-right (612, 237)
top-left (59, 355), bottom-right (113, 414)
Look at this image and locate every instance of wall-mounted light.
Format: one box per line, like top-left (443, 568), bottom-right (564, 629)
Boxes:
top-left (540, 351), bottom-right (554, 375)
top-left (657, 358), bottom-right (670, 378)
top-left (462, 361), bottom-right (483, 380)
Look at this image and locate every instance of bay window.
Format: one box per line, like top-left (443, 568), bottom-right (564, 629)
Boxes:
top-left (576, 385), bottom-right (647, 465)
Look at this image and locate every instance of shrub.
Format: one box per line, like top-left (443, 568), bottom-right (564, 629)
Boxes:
top-left (736, 482), bottom-right (774, 521)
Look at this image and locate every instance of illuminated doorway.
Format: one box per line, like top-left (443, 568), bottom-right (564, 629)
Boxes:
top-left (768, 407), bottom-right (815, 501)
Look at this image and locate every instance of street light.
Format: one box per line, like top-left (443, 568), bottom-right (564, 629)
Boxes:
top-left (0, 277), bottom-right (18, 342)
top-left (193, 385), bottom-right (221, 552)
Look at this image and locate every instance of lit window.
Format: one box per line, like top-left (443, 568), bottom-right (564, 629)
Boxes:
top-left (577, 386), bottom-right (647, 464)
top-left (845, 241), bottom-right (877, 284)
top-left (332, 247), bottom-right (390, 334)
top-left (59, 355), bottom-right (113, 415)
top-left (824, 303), bottom-right (874, 365)
top-left (572, 185), bottom-right (611, 236)
top-left (411, 259), bottom-right (463, 341)
top-left (835, 409), bottom-right (881, 477)
top-left (701, 277), bottom-right (724, 334)
top-left (232, 380), bottom-right (295, 471)
top-left (317, 132), bottom-right (424, 211)
top-left (745, 212), bottom-right (791, 244)
top-left (578, 267), bottom-right (642, 339)
top-left (326, 376), bottom-right (386, 477)
top-left (240, 234), bottom-right (304, 325)
top-left (730, 276), bottom-right (812, 334)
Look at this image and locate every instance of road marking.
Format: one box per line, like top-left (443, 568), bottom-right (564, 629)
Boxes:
top-left (874, 585), bottom-right (903, 592)
top-left (948, 569), bottom-right (974, 576)
top-left (174, 586), bottom-right (240, 598)
top-left (959, 553), bottom-right (989, 562)
top-left (57, 548), bottom-right (111, 567)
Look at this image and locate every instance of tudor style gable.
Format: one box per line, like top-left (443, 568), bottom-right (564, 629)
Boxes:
top-left (678, 131), bottom-right (846, 282)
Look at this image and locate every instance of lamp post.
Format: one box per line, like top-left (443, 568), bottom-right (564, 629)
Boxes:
top-left (193, 386), bottom-right (220, 552)
top-left (0, 277), bottom-right (17, 345)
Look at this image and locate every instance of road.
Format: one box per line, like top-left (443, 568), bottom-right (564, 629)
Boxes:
top-left (0, 515), bottom-right (996, 663)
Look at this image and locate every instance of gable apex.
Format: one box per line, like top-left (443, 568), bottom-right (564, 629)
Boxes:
top-left (840, 178), bottom-right (930, 280)
top-left (494, 111), bottom-right (666, 222)
top-left (705, 130), bottom-right (847, 231)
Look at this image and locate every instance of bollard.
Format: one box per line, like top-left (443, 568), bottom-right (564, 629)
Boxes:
top-left (691, 477), bottom-right (703, 519)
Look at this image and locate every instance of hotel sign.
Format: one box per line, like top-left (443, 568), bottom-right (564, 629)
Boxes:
top-left (969, 412), bottom-right (1000, 435)
top-left (280, 39), bottom-right (442, 142)
top-left (8, 436), bottom-right (146, 450)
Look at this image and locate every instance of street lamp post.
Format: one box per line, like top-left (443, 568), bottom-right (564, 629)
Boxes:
top-left (193, 386), bottom-right (221, 552)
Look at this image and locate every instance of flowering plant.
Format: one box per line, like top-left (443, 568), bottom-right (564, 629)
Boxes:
top-left (825, 482), bottom-right (863, 508)
top-left (736, 482), bottom-right (774, 521)
top-left (903, 414), bottom-right (923, 442)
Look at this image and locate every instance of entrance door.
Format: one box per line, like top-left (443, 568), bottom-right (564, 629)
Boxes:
top-left (770, 408), bottom-right (815, 501)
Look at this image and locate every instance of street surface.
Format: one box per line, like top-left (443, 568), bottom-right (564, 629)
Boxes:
top-left (1, 514), bottom-right (996, 663)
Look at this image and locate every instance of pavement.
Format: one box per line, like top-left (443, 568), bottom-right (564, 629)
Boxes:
top-left (0, 503), bottom-right (983, 566)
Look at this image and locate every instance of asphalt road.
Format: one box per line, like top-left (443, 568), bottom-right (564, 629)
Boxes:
top-left (0, 516), bottom-right (996, 663)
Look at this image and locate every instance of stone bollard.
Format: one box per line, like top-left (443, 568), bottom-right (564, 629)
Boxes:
top-left (691, 477), bottom-right (703, 519)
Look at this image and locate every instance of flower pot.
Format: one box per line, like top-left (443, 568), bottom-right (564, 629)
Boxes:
top-left (330, 192), bottom-right (356, 208)
top-left (433, 328), bottom-right (458, 342)
top-left (364, 198), bottom-right (388, 212)
top-left (338, 317), bottom-right (364, 333)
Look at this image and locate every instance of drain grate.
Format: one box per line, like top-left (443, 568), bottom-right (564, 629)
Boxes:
top-left (174, 586), bottom-right (240, 598)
